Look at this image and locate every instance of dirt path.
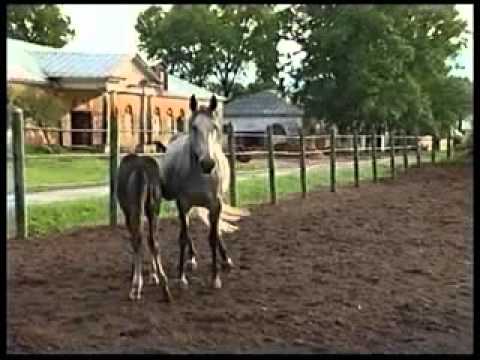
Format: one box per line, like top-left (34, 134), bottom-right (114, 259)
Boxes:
top-left (7, 162), bottom-right (472, 354)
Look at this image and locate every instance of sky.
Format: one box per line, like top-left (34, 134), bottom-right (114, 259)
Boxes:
top-left (60, 4), bottom-right (473, 83)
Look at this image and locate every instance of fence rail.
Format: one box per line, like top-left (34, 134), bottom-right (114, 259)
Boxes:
top-left (8, 105), bottom-right (451, 239)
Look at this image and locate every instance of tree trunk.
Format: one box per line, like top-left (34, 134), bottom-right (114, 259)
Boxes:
top-left (39, 121), bottom-right (51, 147)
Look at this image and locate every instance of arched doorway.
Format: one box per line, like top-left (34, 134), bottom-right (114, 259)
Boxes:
top-left (71, 98), bottom-right (92, 146)
top-left (122, 105), bottom-right (134, 148)
top-left (177, 108), bottom-right (186, 133)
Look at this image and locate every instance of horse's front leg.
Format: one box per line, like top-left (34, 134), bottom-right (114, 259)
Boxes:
top-left (208, 200), bottom-right (222, 289)
top-left (185, 213), bottom-right (198, 271)
top-left (218, 237), bottom-right (234, 271)
top-left (177, 201), bottom-right (191, 288)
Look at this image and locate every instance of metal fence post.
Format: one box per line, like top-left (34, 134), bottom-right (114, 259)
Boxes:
top-left (267, 125), bottom-right (276, 204)
top-left (403, 130), bottom-right (408, 170)
top-left (299, 128), bottom-right (307, 197)
top-left (109, 92), bottom-right (119, 226)
top-left (227, 124), bottom-right (237, 206)
top-left (11, 106), bottom-right (27, 239)
top-left (330, 127), bottom-right (336, 192)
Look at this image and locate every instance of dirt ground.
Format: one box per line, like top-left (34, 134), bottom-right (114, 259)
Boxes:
top-left (7, 162), bottom-right (473, 354)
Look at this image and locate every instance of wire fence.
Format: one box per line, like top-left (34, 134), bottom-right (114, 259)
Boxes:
top-left (8, 105), bottom-right (453, 239)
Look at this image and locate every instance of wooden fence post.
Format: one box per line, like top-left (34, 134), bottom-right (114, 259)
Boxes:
top-left (299, 128), bottom-right (307, 198)
top-left (353, 128), bottom-right (359, 187)
top-left (11, 106), bottom-right (27, 239)
top-left (389, 127), bottom-right (396, 179)
top-left (403, 130), bottom-right (408, 170)
top-left (330, 127), bottom-right (336, 192)
top-left (447, 130), bottom-right (452, 160)
top-left (431, 135), bottom-right (436, 164)
top-left (267, 125), bottom-right (276, 204)
top-left (227, 124), bottom-right (237, 206)
top-left (109, 92), bottom-right (119, 226)
top-left (371, 128), bottom-right (377, 182)
top-left (416, 128), bottom-right (421, 167)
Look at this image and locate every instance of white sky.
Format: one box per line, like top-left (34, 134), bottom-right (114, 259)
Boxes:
top-left (61, 4), bottom-right (473, 83)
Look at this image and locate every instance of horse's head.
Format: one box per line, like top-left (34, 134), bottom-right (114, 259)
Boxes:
top-left (188, 94), bottom-right (220, 174)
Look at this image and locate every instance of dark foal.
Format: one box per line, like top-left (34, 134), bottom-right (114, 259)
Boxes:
top-left (117, 153), bottom-right (172, 302)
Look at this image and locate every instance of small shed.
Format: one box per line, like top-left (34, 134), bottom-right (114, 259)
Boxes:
top-left (224, 90), bottom-right (303, 149)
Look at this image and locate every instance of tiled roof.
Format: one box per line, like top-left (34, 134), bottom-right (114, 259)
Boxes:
top-left (224, 90), bottom-right (303, 117)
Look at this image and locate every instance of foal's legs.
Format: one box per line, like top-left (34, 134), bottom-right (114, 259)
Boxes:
top-left (209, 199), bottom-right (222, 289)
top-left (147, 212), bottom-right (172, 302)
top-left (129, 228), bottom-right (144, 301)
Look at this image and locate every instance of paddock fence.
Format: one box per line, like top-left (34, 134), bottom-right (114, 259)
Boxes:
top-left (7, 105), bottom-right (454, 239)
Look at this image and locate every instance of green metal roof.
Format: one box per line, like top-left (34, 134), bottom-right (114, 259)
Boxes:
top-left (7, 38), bottom-right (49, 83)
top-left (7, 38), bottom-right (224, 101)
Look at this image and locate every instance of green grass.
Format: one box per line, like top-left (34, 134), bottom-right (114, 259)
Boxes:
top-left (28, 197), bottom-right (109, 236)
top-left (23, 151), bottom-right (448, 237)
top-left (25, 157), bottom-right (109, 191)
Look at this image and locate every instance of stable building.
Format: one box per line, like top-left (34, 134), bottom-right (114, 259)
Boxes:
top-left (7, 38), bottom-right (225, 152)
top-left (224, 90), bottom-right (303, 149)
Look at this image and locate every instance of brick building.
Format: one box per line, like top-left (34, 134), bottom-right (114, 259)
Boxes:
top-left (7, 38), bottom-right (225, 152)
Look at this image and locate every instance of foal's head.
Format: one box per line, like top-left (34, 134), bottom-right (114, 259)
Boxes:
top-left (189, 94), bottom-right (220, 174)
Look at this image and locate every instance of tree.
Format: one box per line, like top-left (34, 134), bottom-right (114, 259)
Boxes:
top-left (136, 5), bottom-right (282, 99)
top-left (284, 5), bottom-right (469, 135)
top-left (8, 86), bottom-right (67, 146)
top-left (7, 5), bottom-right (75, 47)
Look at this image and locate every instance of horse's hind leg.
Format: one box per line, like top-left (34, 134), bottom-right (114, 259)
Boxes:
top-left (129, 229), bottom-right (144, 301)
top-left (215, 201), bottom-right (234, 270)
top-left (147, 212), bottom-right (172, 302)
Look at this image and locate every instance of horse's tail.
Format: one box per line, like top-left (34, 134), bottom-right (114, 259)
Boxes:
top-left (191, 201), bottom-right (250, 234)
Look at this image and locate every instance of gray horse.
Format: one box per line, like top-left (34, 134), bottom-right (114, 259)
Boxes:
top-left (116, 154), bottom-right (172, 302)
top-left (160, 94), bottom-right (248, 289)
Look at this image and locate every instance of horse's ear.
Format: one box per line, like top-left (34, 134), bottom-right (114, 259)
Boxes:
top-left (190, 95), bottom-right (197, 112)
top-left (209, 95), bottom-right (217, 113)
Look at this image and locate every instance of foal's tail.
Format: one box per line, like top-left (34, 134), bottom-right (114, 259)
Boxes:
top-left (126, 170), bottom-right (149, 234)
top-left (191, 202), bottom-right (250, 234)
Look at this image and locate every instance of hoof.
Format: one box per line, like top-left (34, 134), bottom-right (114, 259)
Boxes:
top-left (163, 286), bottom-right (173, 303)
top-left (186, 257), bottom-right (198, 271)
top-left (179, 275), bottom-right (189, 289)
top-left (212, 276), bottom-right (222, 289)
top-left (148, 273), bottom-right (160, 285)
top-left (222, 257), bottom-right (234, 271)
top-left (129, 289), bottom-right (142, 301)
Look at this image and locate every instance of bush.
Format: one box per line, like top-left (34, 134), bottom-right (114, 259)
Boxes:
top-left (8, 85), bottom-right (67, 146)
